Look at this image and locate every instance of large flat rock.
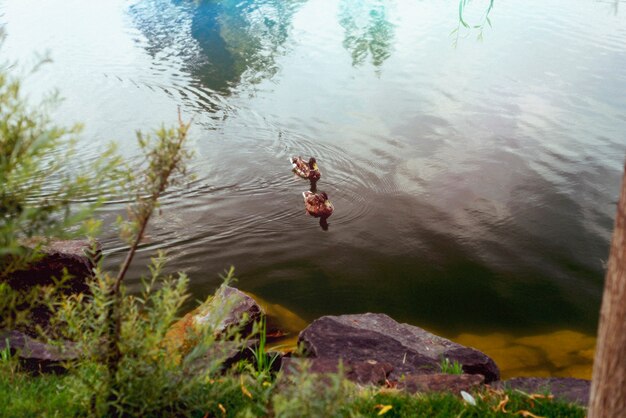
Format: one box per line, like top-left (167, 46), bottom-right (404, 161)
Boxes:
top-left (298, 313), bottom-right (500, 383)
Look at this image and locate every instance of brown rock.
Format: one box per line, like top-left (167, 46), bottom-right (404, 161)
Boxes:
top-left (280, 357), bottom-right (393, 386)
top-left (299, 313), bottom-right (500, 382)
top-left (5, 240), bottom-right (100, 335)
top-left (397, 373), bottom-right (484, 394)
top-left (493, 377), bottom-right (591, 405)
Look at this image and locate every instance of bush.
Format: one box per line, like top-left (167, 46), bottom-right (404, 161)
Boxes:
top-left (0, 40), bottom-right (121, 329)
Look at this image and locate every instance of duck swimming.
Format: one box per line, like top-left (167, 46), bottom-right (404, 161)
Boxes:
top-left (303, 191), bottom-right (334, 218)
top-left (291, 156), bottom-right (321, 181)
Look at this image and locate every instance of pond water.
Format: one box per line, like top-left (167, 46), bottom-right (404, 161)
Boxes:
top-left (2, 0), bottom-right (625, 378)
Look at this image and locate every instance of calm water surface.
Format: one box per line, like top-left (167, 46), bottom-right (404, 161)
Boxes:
top-left (2, 0), bottom-right (625, 376)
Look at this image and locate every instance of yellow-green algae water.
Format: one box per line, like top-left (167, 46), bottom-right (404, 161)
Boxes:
top-left (453, 330), bottom-right (595, 379)
top-left (256, 294), bottom-right (595, 379)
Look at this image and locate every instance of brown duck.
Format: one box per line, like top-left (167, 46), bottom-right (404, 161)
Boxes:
top-left (290, 156), bottom-right (321, 181)
top-left (303, 191), bottom-right (334, 218)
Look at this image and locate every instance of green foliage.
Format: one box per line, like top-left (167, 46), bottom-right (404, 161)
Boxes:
top-left (0, 44), bottom-right (122, 330)
top-left (97, 112), bottom-right (190, 415)
top-left (0, 358), bottom-right (588, 418)
top-left (51, 253), bottom-right (266, 416)
top-left (440, 357), bottom-right (463, 375)
top-left (1, 337), bottom-right (18, 377)
top-left (0, 372), bottom-right (85, 417)
top-left (117, 120), bottom-right (193, 247)
top-left (0, 62), bottom-right (120, 279)
top-left (345, 388), bottom-right (585, 418)
top-left (245, 315), bottom-right (281, 382)
top-left (451, 0), bottom-right (495, 46)
top-left (271, 363), bottom-right (358, 417)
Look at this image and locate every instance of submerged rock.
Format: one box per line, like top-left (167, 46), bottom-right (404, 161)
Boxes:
top-left (243, 291), bottom-right (308, 348)
top-left (298, 313), bottom-right (500, 383)
top-left (493, 377), bottom-right (591, 405)
top-left (453, 330), bottom-right (596, 380)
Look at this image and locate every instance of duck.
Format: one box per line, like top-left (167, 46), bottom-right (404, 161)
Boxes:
top-left (290, 156), bottom-right (321, 181)
top-left (303, 191), bottom-right (334, 218)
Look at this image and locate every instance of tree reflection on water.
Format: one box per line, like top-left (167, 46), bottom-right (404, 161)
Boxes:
top-left (338, 0), bottom-right (395, 68)
top-left (129, 0), bottom-right (305, 95)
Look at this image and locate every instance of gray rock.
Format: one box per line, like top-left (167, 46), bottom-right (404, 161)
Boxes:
top-left (0, 330), bottom-right (78, 373)
top-left (184, 339), bottom-right (259, 375)
top-left (192, 285), bottom-right (263, 337)
top-left (493, 377), bottom-right (591, 405)
top-left (298, 313), bottom-right (500, 382)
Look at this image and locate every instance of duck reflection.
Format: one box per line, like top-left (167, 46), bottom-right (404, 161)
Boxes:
top-left (303, 190), bottom-right (334, 232)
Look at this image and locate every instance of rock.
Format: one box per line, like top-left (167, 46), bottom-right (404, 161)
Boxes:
top-left (397, 373), bottom-right (484, 394)
top-left (184, 339), bottom-right (258, 375)
top-left (0, 330), bottom-right (78, 373)
top-left (165, 285), bottom-right (263, 358)
top-left (280, 357), bottom-right (393, 386)
top-left (8, 239), bottom-right (100, 295)
top-left (194, 285), bottom-right (263, 335)
top-left (298, 313), bottom-right (500, 383)
top-left (445, 347), bottom-right (499, 383)
top-left (493, 377), bottom-right (591, 405)
top-left (5, 240), bottom-right (100, 335)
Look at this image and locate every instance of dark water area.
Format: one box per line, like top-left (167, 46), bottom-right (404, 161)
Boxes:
top-left (2, 0), bottom-right (625, 374)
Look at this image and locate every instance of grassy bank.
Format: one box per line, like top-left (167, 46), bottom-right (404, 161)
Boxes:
top-left (0, 366), bottom-right (586, 418)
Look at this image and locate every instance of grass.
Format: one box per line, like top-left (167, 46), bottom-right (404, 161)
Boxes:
top-left (0, 372), bottom-right (84, 417)
top-left (0, 364), bottom-right (587, 418)
top-left (348, 389), bottom-right (586, 418)
top-left (248, 316), bottom-right (281, 380)
top-left (440, 358), bottom-right (463, 375)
